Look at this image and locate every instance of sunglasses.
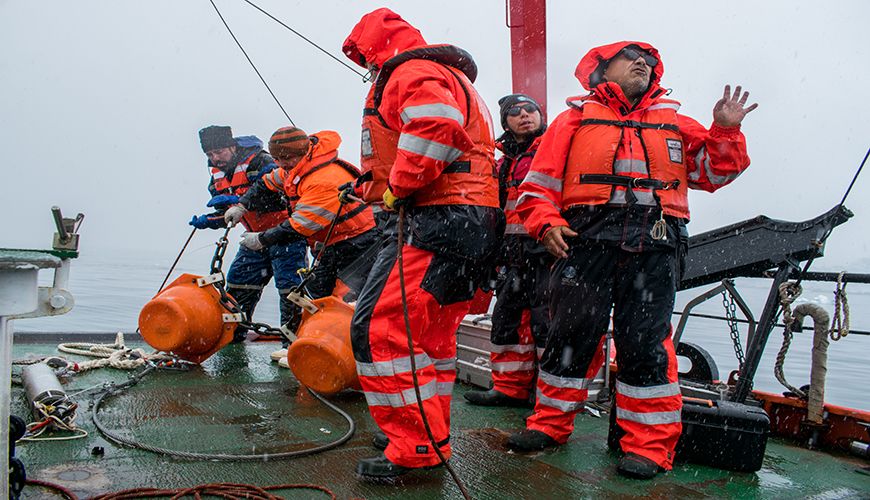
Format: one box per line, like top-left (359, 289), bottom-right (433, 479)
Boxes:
top-left (618, 47), bottom-right (658, 67)
top-left (506, 103), bottom-right (538, 116)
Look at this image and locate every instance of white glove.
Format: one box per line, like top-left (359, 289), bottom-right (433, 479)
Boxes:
top-left (224, 204), bottom-right (247, 227)
top-left (240, 232), bottom-right (264, 251)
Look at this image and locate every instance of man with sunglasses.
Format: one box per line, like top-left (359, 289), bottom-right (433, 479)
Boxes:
top-left (509, 41), bottom-right (757, 479)
top-left (191, 125), bottom-right (308, 345)
top-left (464, 94), bottom-right (553, 409)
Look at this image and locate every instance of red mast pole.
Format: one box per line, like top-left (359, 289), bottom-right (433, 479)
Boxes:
top-left (506, 0), bottom-right (547, 117)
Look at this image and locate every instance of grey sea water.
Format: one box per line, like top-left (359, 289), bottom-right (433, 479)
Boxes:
top-left (12, 245), bottom-right (870, 411)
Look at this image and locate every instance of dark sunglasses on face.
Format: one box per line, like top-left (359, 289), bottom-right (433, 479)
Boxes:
top-left (507, 103), bottom-right (538, 116)
top-left (618, 47), bottom-right (658, 67)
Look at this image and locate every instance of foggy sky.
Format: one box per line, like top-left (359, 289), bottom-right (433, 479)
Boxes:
top-left (2, 0), bottom-right (868, 271)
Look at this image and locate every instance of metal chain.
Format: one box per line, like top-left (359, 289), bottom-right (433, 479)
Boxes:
top-left (207, 228), bottom-right (285, 337)
top-left (721, 288), bottom-right (746, 370)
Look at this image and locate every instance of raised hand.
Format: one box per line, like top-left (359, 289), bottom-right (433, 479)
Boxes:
top-left (713, 85), bottom-right (758, 127)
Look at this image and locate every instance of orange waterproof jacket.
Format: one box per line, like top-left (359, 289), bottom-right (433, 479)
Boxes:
top-left (262, 131), bottom-right (374, 246)
top-left (343, 8), bottom-right (499, 208)
top-left (517, 41), bottom-right (750, 240)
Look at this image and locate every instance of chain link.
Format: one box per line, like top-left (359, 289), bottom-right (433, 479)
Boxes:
top-left (721, 287), bottom-right (746, 371)
top-left (207, 228), bottom-right (285, 338)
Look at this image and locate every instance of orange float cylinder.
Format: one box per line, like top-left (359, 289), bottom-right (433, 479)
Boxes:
top-left (138, 273), bottom-right (236, 364)
top-left (286, 295), bottom-right (360, 395)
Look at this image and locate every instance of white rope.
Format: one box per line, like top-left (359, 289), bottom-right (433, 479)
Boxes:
top-left (829, 271), bottom-right (850, 341)
top-left (56, 332), bottom-right (174, 372)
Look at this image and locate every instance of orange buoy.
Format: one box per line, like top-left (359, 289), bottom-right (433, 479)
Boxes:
top-left (138, 273), bottom-right (236, 364)
top-left (286, 295), bottom-right (360, 395)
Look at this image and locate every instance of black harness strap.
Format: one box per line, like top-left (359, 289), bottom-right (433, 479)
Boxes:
top-left (580, 174), bottom-right (680, 205)
top-left (580, 118), bottom-right (679, 132)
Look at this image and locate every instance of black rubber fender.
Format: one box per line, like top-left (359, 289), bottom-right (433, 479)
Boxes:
top-left (676, 341), bottom-right (720, 383)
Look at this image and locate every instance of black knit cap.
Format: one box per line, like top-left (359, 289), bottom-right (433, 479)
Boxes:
top-left (498, 93), bottom-right (542, 130)
top-left (199, 125), bottom-right (235, 152)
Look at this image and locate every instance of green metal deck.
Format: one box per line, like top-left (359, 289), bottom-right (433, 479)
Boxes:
top-left (11, 340), bottom-right (870, 499)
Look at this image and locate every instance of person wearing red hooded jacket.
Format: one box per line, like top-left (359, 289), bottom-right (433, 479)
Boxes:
top-left (229, 127), bottom-right (377, 303)
top-left (507, 41), bottom-right (757, 479)
top-left (464, 94), bottom-right (551, 408)
top-left (342, 8), bottom-right (504, 480)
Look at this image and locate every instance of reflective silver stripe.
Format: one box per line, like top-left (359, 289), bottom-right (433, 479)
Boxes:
top-left (212, 171), bottom-right (225, 180)
top-left (691, 146), bottom-right (742, 186)
top-left (490, 343), bottom-right (536, 354)
top-left (433, 357), bottom-right (455, 372)
top-left (294, 203), bottom-right (336, 221)
top-left (505, 223), bottom-right (527, 235)
top-left (647, 102), bottom-right (681, 111)
top-left (608, 189), bottom-right (656, 206)
top-left (226, 283), bottom-right (265, 291)
top-left (491, 360), bottom-right (535, 372)
top-left (616, 381), bottom-right (681, 399)
top-left (613, 159), bottom-right (649, 175)
top-left (537, 390), bottom-right (585, 412)
top-left (537, 347), bottom-right (545, 360)
top-left (689, 148), bottom-right (706, 183)
top-left (403, 380), bottom-right (437, 405)
top-left (401, 103), bottom-right (464, 125)
top-left (436, 381), bottom-right (454, 396)
top-left (291, 212), bottom-right (326, 232)
top-left (356, 353), bottom-right (433, 377)
top-left (539, 370), bottom-right (590, 390)
top-left (617, 408), bottom-right (682, 425)
top-left (398, 133), bottom-right (463, 163)
top-left (504, 199), bottom-right (517, 211)
top-left (524, 171), bottom-right (563, 192)
top-left (516, 191), bottom-right (560, 211)
top-left (364, 380), bottom-right (438, 408)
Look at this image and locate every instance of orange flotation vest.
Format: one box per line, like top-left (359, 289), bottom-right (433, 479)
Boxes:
top-left (359, 45), bottom-right (499, 208)
top-left (562, 98), bottom-right (690, 219)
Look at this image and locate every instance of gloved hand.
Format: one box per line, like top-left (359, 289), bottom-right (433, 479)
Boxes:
top-left (382, 187), bottom-right (407, 211)
top-left (338, 181), bottom-right (362, 204)
top-left (240, 232), bottom-right (265, 251)
top-left (207, 194), bottom-right (240, 209)
top-left (223, 204), bottom-right (247, 227)
top-left (189, 214), bottom-right (225, 230)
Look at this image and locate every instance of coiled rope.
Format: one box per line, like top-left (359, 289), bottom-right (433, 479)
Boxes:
top-left (88, 481), bottom-right (335, 500)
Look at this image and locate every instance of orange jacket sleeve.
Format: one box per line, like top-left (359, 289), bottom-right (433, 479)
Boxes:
top-left (678, 117), bottom-right (750, 193)
top-left (289, 174), bottom-right (345, 238)
top-left (379, 60), bottom-right (475, 199)
top-left (516, 108), bottom-right (584, 240)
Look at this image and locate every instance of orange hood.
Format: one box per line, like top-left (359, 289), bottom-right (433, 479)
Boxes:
top-left (342, 8), bottom-right (427, 69)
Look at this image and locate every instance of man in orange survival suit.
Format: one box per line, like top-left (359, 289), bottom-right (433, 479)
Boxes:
top-left (342, 8), bottom-right (504, 480)
top-left (464, 94), bottom-right (552, 408)
top-left (508, 41), bottom-right (757, 479)
top-left (227, 127), bottom-right (377, 306)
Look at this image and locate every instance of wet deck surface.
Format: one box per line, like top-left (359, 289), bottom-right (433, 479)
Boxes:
top-left (11, 341), bottom-right (870, 499)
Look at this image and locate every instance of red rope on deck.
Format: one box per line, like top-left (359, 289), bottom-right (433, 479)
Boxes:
top-left (25, 478), bottom-right (79, 500)
top-left (86, 482), bottom-right (335, 500)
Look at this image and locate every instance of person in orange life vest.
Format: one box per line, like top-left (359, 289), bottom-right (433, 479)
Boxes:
top-left (464, 94), bottom-right (552, 408)
top-left (191, 125), bottom-right (308, 343)
top-left (229, 127), bottom-right (377, 303)
top-left (341, 8), bottom-right (504, 480)
top-left (506, 42), bottom-right (757, 480)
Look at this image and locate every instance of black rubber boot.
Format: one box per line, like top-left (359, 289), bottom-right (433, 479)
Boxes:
top-left (464, 389), bottom-right (531, 407)
top-left (372, 430), bottom-right (389, 451)
top-left (506, 429), bottom-right (559, 452)
top-left (356, 453), bottom-right (412, 479)
top-left (616, 452), bottom-right (663, 479)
